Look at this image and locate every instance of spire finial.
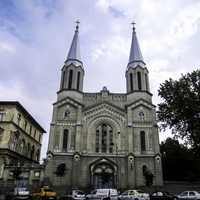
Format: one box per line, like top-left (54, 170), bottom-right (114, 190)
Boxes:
top-left (75, 20), bottom-right (80, 32)
top-left (131, 21), bottom-right (136, 32)
top-left (127, 21), bottom-right (145, 67)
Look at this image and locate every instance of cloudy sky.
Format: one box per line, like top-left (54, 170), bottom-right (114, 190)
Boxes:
top-left (0, 0), bottom-right (200, 160)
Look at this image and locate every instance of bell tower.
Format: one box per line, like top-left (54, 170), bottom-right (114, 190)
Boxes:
top-left (126, 23), bottom-right (150, 94)
top-left (60, 21), bottom-right (84, 92)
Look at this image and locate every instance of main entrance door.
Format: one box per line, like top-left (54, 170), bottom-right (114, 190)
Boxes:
top-left (92, 163), bottom-right (115, 188)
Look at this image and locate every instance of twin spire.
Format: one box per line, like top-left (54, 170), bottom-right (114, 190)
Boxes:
top-left (127, 22), bottom-right (145, 68)
top-left (65, 20), bottom-right (82, 67)
top-left (65, 21), bottom-right (145, 68)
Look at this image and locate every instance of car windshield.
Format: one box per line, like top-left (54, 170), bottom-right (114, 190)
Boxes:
top-left (44, 189), bottom-right (53, 192)
top-left (122, 191), bottom-right (128, 195)
top-left (77, 191), bottom-right (84, 195)
top-left (16, 188), bottom-right (28, 192)
top-left (137, 190), bottom-right (144, 193)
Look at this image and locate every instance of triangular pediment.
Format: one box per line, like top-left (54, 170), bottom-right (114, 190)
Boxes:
top-left (84, 102), bottom-right (125, 118)
top-left (126, 98), bottom-right (155, 110)
top-left (53, 96), bottom-right (83, 109)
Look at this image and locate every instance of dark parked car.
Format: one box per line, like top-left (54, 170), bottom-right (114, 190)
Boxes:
top-left (150, 191), bottom-right (177, 200)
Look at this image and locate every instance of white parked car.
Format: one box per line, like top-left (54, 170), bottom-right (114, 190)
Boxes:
top-left (72, 190), bottom-right (86, 200)
top-left (86, 188), bottom-right (118, 200)
top-left (118, 190), bottom-right (150, 200)
top-left (177, 191), bottom-right (200, 200)
top-left (64, 190), bottom-right (86, 200)
top-left (14, 187), bottom-right (30, 200)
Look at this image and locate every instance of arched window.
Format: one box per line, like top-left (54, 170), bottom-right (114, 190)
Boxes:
top-left (109, 129), bottom-right (113, 153)
top-left (96, 130), bottom-right (100, 152)
top-left (142, 165), bottom-right (147, 175)
top-left (30, 145), bottom-right (35, 160)
top-left (77, 71), bottom-right (81, 90)
top-left (130, 73), bottom-right (133, 92)
top-left (96, 124), bottom-right (113, 153)
top-left (68, 69), bottom-right (73, 89)
top-left (64, 110), bottom-right (70, 118)
top-left (62, 71), bottom-right (65, 89)
top-left (139, 111), bottom-right (145, 121)
top-left (0, 127), bottom-right (4, 142)
top-left (19, 139), bottom-right (25, 154)
top-left (137, 71), bottom-right (142, 90)
top-left (145, 74), bottom-right (148, 91)
top-left (140, 131), bottom-right (146, 151)
top-left (27, 143), bottom-right (30, 157)
top-left (10, 131), bottom-right (19, 151)
top-left (63, 129), bottom-right (68, 152)
top-left (36, 149), bottom-right (40, 162)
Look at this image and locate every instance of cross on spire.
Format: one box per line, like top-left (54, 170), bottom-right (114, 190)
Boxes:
top-left (131, 21), bottom-right (136, 32)
top-left (127, 21), bottom-right (145, 67)
top-left (75, 20), bottom-right (80, 31)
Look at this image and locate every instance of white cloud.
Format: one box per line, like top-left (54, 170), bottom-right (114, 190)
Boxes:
top-left (0, 42), bottom-right (16, 54)
top-left (0, 0), bottom-right (200, 158)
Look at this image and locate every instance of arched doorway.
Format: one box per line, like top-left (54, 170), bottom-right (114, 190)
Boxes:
top-left (91, 160), bottom-right (117, 189)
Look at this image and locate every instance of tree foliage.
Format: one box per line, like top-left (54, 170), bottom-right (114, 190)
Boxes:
top-left (158, 69), bottom-right (200, 154)
top-left (160, 138), bottom-right (200, 181)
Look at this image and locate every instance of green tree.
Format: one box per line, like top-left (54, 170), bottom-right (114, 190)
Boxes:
top-left (160, 138), bottom-right (195, 181)
top-left (157, 69), bottom-right (200, 155)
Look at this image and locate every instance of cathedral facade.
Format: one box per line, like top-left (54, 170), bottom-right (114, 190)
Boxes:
top-left (45, 23), bottom-right (163, 190)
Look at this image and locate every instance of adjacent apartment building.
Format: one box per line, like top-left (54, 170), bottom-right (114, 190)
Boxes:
top-left (0, 101), bottom-right (46, 187)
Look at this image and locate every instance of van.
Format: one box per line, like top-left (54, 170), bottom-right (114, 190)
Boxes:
top-left (86, 189), bottom-right (118, 200)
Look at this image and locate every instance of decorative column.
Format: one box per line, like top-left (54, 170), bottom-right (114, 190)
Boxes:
top-left (75, 106), bottom-right (82, 151)
top-left (127, 107), bottom-right (133, 152)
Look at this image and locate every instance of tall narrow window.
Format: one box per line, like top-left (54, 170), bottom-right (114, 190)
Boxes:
top-left (17, 113), bottom-right (21, 126)
top-left (137, 72), bottom-right (142, 90)
top-left (0, 127), bottom-right (4, 142)
top-left (36, 149), bottom-right (40, 162)
top-left (96, 124), bottom-right (113, 153)
top-left (0, 112), bottom-right (4, 121)
top-left (77, 71), bottom-right (81, 90)
top-left (27, 143), bottom-right (30, 157)
top-left (34, 129), bottom-right (37, 139)
top-left (68, 70), bottom-right (73, 89)
top-left (24, 120), bottom-right (27, 131)
top-left (140, 131), bottom-right (146, 151)
top-left (145, 74), bottom-right (148, 91)
top-left (63, 129), bottom-right (68, 151)
top-left (109, 130), bottom-right (113, 153)
top-left (39, 134), bottom-right (42, 143)
top-left (30, 145), bottom-right (35, 160)
top-left (30, 125), bottom-right (32, 135)
top-left (102, 124), bottom-right (107, 153)
top-left (130, 73), bottom-right (133, 92)
top-left (62, 71), bottom-right (65, 89)
top-left (96, 130), bottom-right (99, 152)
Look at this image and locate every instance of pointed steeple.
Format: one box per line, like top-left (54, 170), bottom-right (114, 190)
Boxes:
top-left (65, 21), bottom-right (83, 67)
top-left (127, 22), bottom-right (145, 68)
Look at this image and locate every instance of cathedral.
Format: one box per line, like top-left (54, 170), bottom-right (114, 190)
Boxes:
top-left (45, 22), bottom-right (163, 190)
